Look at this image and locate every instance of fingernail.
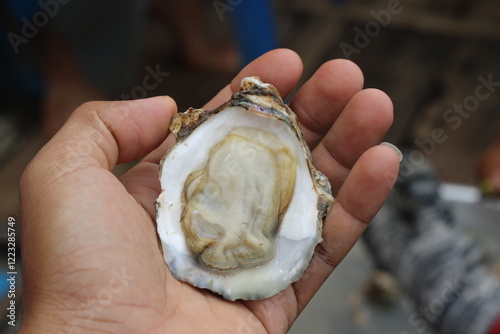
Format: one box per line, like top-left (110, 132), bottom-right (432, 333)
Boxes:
top-left (381, 142), bottom-right (403, 162)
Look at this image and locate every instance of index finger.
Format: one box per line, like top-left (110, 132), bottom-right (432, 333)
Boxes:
top-left (203, 48), bottom-right (303, 110)
top-left (289, 59), bottom-right (364, 148)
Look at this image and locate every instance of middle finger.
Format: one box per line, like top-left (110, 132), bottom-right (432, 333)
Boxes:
top-left (289, 59), bottom-right (364, 148)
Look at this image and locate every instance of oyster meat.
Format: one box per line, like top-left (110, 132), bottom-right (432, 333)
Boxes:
top-left (156, 77), bottom-right (334, 300)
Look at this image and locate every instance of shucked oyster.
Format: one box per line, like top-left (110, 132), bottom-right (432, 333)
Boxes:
top-left (156, 77), bottom-right (334, 300)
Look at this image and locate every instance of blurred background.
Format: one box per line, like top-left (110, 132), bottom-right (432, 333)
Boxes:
top-left (1, 0), bottom-right (499, 333)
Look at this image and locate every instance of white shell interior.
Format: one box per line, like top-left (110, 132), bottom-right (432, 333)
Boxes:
top-left (157, 106), bottom-right (322, 300)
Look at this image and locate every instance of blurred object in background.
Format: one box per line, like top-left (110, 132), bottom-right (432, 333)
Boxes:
top-left (2, 0), bottom-right (280, 139)
top-left (1, 0), bottom-right (147, 138)
top-left (42, 0), bottom-right (147, 137)
top-left (152, 0), bottom-right (240, 73)
top-left (479, 135), bottom-right (500, 197)
top-left (1, 1), bottom-right (43, 100)
top-left (364, 152), bottom-right (500, 334)
top-left (0, 1), bottom-right (42, 167)
top-left (230, 0), bottom-right (278, 66)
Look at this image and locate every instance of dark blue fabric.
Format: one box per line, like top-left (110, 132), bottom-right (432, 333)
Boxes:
top-left (1, 0), bottom-right (44, 98)
top-left (231, 0), bottom-right (278, 66)
top-left (5, 0), bottom-right (40, 22)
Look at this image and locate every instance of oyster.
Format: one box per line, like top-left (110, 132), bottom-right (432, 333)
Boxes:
top-left (156, 77), bottom-right (334, 300)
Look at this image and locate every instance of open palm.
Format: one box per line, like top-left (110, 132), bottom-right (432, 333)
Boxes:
top-left (19, 49), bottom-right (400, 334)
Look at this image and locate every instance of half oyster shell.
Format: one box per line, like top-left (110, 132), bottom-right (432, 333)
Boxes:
top-left (156, 77), bottom-right (334, 300)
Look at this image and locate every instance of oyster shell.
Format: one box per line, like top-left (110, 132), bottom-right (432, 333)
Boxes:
top-left (156, 77), bottom-right (334, 300)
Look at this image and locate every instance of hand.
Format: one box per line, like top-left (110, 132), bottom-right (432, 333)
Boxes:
top-left (19, 49), bottom-right (400, 334)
